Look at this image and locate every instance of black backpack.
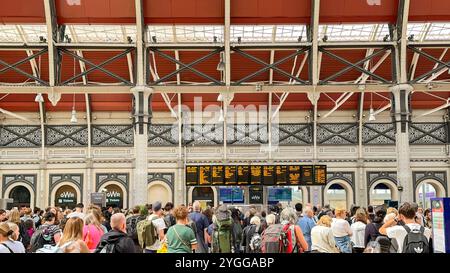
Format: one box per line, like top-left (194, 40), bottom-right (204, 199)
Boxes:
top-left (30, 225), bottom-right (51, 252)
top-left (126, 215), bottom-right (141, 241)
top-left (164, 214), bottom-right (176, 228)
top-left (402, 225), bottom-right (429, 253)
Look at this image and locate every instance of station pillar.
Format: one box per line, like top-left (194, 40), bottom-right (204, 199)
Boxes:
top-left (131, 86), bottom-right (153, 207)
top-left (390, 84), bottom-right (413, 203)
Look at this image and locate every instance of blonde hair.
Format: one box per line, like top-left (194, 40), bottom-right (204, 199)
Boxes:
top-left (317, 215), bottom-right (332, 227)
top-left (60, 217), bottom-right (84, 246)
top-left (387, 207), bottom-right (398, 216)
top-left (266, 214), bottom-right (276, 225)
top-left (355, 208), bottom-right (367, 224)
top-left (0, 222), bottom-right (14, 239)
top-left (84, 213), bottom-right (101, 230)
top-left (6, 222), bottom-right (19, 241)
top-left (8, 208), bottom-right (21, 225)
top-left (335, 208), bottom-right (346, 217)
top-left (250, 216), bottom-right (261, 226)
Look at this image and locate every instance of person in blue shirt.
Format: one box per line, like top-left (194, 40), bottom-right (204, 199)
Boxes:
top-left (297, 204), bottom-right (316, 251)
top-left (188, 201), bottom-right (210, 253)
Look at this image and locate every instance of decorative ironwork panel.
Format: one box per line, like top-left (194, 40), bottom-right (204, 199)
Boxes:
top-left (409, 123), bottom-right (447, 145)
top-left (272, 123), bottom-right (312, 145)
top-left (227, 124), bottom-right (268, 145)
top-left (46, 125), bottom-right (88, 147)
top-left (362, 123), bottom-right (395, 145)
top-left (148, 124), bottom-right (178, 146)
top-left (92, 125), bottom-right (134, 146)
top-left (2, 174), bottom-right (37, 197)
top-left (317, 123), bottom-right (358, 145)
top-left (0, 126), bottom-right (41, 147)
top-left (183, 124), bottom-right (223, 145)
top-left (95, 173), bottom-right (129, 192)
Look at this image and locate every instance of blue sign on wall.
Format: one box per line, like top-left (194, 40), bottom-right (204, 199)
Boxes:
top-left (219, 187), bottom-right (244, 203)
top-left (268, 187), bottom-right (292, 203)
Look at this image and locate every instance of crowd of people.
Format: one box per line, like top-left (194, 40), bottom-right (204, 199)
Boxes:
top-left (0, 200), bottom-right (434, 253)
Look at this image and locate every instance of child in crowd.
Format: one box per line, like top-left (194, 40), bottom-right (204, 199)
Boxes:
top-left (331, 208), bottom-right (353, 253)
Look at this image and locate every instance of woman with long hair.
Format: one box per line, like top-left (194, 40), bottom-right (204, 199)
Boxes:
top-left (59, 217), bottom-right (90, 253)
top-left (350, 208), bottom-right (367, 253)
top-left (83, 213), bottom-right (104, 252)
top-left (0, 222), bottom-right (25, 253)
top-left (310, 215), bottom-right (339, 253)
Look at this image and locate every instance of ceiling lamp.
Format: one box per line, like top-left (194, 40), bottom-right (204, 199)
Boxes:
top-left (34, 93), bottom-right (44, 103)
top-left (217, 52), bottom-right (225, 72)
top-left (217, 93), bottom-right (223, 102)
top-left (368, 107), bottom-right (376, 121)
top-left (70, 93), bottom-right (77, 124)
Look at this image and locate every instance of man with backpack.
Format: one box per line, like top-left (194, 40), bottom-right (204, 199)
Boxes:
top-left (379, 202), bottom-right (431, 253)
top-left (241, 216), bottom-right (263, 253)
top-left (211, 204), bottom-right (235, 253)
top-left (139, 201), bottom-right (166, 253)
top-left (164, 202), bottom-right (176, 229)
top-left (95, 213), bottom-right (136, 253)
top-left (126, 205), bottom-right (146, 252)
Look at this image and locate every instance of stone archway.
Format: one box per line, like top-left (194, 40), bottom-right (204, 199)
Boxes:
top-left (147, 181), bottom-right (173, 206)
top-left (415, 179), bottom-right (446, 208)
top-left (4, 183), bottom-right (34, 209)
top-left (323, 179), bottom-right (354, 210)
top-left (50, 182), bottom-right (81, 209)
top-left (99, 182), bottom-right (127, 209)
top-left (369, 179), bottom-right (398, 206)
top-left (188, 186), bottom-right (218, 208)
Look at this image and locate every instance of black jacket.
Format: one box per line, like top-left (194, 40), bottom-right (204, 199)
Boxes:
top-left (94, 229), bottom-right (137, 253)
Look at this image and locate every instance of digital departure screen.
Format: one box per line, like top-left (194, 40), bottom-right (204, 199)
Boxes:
top-left (237, 165), bottom-right (250, 185)
top-left (275, 165), bottom-right (287, 185)
top-left (288, 165), bottom-right (301, 185)
top-left (262, 165), bottom-right (275, 185)
top-left (224, 165), bottom-right (237, 185)
top-left (198, 166), bottom-right (211, 185)
top-left (186, 166), bottom-right (198, 186)
top-left (314, 165), bottom-right (327, 185)
top-left (301, 165), bottom-right (313, 185)
top-left (250, 165), bottom-right (262, 185)
top-left (186, 164), bottom-right (326, 186)
top-left (211, 165), bottom-right (224, 185)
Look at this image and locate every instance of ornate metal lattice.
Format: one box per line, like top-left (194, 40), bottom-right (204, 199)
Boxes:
top-left (0, 126), bottom-right (41, 147)
top-left (148, 124), bottom-right (178, 146)
top-left (46, 125), bottom-right (88, 147)
top-left (227, 124), bottom-right (268, 145)
top-left (92, 125), bottom-right (134, 146)
top-left (183, 123), bottom-right (224, 145)
top-left (362, 123), bottom-right (396, 145)
top-left (409, 123), bottom-right (447, 145)
top-left (317, 123), bottom-right (358, 145)
top-left (272, 123), bottom-right (312, 145)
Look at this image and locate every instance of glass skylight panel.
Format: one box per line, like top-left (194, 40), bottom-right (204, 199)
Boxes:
top-left (65, 25), bottom-right (136, 43)
top-left (407, 23), bottom-right (427, 40)
top-left (426, 23), bottom-right (450, 40)
top-left (175, 25), bottom-right (223, 43)
top-left (231, 25), bottom-right (273, 43)
top-left (0, 25), bottom-right (47, 43)
top-left (148, 25), bottom-right (174, 43)
top-left (274, 25), bottom-right (307, 42)
top-left (319, 24), bottom-right (389, 41)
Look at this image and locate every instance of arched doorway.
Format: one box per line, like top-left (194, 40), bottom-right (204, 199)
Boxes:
top-left (191, 187), bottom-right (215, 209)
top-left (289, 186), bottom-right (308, 206)
top-left (416, 179), bottom-right (446, 209)
top-left (99, 183), bottom-right (125, 209)
top-left (7, 186), bottom-right (31, 210)
top-left (324, 180), bottom-right (354, 210)
top-left (54, 185), bottom-right (78, 209)
top-left (369, 180), bottom-right (398, 206)
top-left (148, 181), bottom-right (172, 207)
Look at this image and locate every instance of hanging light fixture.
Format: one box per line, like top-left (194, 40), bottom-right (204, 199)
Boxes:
top-left (217, 93), bottom-right (223, 102)
top-left (216, 52), bottom-right (225, 72)
top-left (368, 92), bottom-right (376, 121)
top-left (34, 93), bottom-right (44, 103)
top-left (218, 108), bottom-right (224, 122)
top-left (70, 93), bottom-right (77, 123)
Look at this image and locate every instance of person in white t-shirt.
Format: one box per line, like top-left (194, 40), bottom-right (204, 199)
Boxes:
top-left (67, 203), bottom-right (85, 220)
top-left (380, 202), bottom-right (431, 253)
top-left (350, 208), bottom-right (367, 253)
top-left (144, 201), bottom-right (166, 253)
top-left (331, 208), bottom-right (353, 253)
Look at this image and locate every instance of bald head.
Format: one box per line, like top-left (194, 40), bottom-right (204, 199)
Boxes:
top-left (193, 201), bottom-right (201, 212)
top-left (111, 213), bottom-right (126, 233)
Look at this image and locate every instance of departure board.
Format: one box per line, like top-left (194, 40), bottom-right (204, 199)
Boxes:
top-left (198, 166), bottom-right (211, 185)
top-left (224, 165), bottom-right (237, 185)
top-left (262, 165), bottom-right (275, 185)
top-left (314, 165), bottom-right (327, 185)
top-left (275, 165), bottom-right (287, 185)
top-left (237, 165), bottom-right (250, 185)
top-left (211, 165), bottom-right (224, 185)
top-left (288, 165), bottom-right (301, 185)
top-left (301, 165), bottom-right (313, 185)
top-left (186, 166), bottom-right (198, 186)
top-left (250, 165), bottom-right (262, 185)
